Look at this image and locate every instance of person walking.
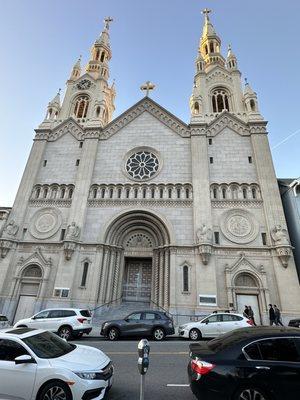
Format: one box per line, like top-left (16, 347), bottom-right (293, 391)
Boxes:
top-left (274, 305), bottom-right (284, 326)
top-left (269, 304), bottom-right (276, 325)
top-left (243, 305), bottom-right (249, 318)
top-left (248, 306), bottom-right (257, 326)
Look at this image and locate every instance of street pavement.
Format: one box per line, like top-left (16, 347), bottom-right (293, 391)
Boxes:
top-left (75, 337), bottom-right (197, 400)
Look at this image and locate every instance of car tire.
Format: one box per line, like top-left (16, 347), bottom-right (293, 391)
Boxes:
top-left (153, 327), bottom-right (165, 341)
top-left (57, 326), bottom-right (73, 341)
top-left (189, 328), bottom-right (202, 341)
top-left (233, 386), bottom-right (271, 400)
top-left (108, 327), bottom-right (119, 341)
top-left (38, 380), bottom-right (72, 400)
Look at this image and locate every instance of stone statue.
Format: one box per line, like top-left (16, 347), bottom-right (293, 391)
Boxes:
top-left (3, 219), bottom-right (19, 237)
top-left (66, 222), bottom-right (80, 239)
top-left (196, 223), bottom-right (213, 244)
top-left (271, 225), bottom-right (290, 245)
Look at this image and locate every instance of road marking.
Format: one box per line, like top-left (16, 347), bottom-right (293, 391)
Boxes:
top-left (105, 351), bottom-right (188, 355)
top-left (167, 384), bottom-right (190, 387)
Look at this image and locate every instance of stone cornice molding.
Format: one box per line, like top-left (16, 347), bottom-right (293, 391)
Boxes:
top-left (102, 97), bottom-right (190, 139)
top-left (35, 118), bottom-right (86, 141)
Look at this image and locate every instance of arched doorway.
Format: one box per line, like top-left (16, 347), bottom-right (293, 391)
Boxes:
top-left (234, 272), bottom-right (262, 324)
top-left (14, 265), bottom-right (43, 323)
top-left (98, 210), bottom-right (171, 308)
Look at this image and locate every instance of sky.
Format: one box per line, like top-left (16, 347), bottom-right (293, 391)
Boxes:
top-left (0, 0), bottom-right (299, 206)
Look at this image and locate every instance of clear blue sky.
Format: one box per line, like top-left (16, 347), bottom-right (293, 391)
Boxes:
top-left (0, 0), bottom-right (299, 206)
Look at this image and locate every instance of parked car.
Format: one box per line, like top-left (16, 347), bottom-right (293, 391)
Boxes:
top-left (0, 315), bottom-right (10, 329)
top-left (178, 312), bottom-right (253, 340)
top-left (0, 327), bottom-right (113, 400)
top-left (188, 326), bottom-right (300, 400)
top-left (289, 318), bottom-right (300, 328)
top-left (14, 308), bottom-right (92, 340)
top-left (101, 310), bottom-right (175, 341)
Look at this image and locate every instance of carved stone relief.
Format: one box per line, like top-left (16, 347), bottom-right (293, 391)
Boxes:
top-left (220, 209), bottom-right (259, 244)
top-left (29, 208), bottom-right (62, 239)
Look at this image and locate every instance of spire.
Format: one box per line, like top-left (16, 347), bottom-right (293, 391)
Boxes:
top-left (44, 89), bottom-right (61, 122)
top-left (49, 89), bottom-right (61, 108)
top-left (227, 44), bottom-right (238, 70)
top-left (70, 55), bottom-right (82, 80)
top-left (86, 17), bottom-right (113, 80)
top-left (199, 9), bottom-right (225, 69)
top-left (244, 78), bottom-right (262, 119)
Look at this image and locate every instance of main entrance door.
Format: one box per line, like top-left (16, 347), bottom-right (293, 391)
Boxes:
top-left (123, 258), bottom-right (152, 302)
top-left (236, 294), bottom-right (261, 325)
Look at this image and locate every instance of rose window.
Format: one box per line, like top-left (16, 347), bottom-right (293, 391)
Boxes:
top-left (126, 151), bottom-right (159, 180)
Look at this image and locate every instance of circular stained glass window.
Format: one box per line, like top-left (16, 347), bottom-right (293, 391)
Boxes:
top-left (126, 151), bottom-right (159, 180)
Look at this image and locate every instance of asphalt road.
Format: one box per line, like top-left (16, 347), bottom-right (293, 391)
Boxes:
top-left (75, 337), bottom-right (197, 400)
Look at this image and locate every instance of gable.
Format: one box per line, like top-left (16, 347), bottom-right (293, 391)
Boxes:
top-left (102, 97), bottom-right (190, 139)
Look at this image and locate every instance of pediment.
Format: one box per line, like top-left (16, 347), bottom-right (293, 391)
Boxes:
top-left (102, 97), bottom-right (190, 139)
top-left (205, 65), bottom-right (233, 86)
top-left (48, 118), bottom-right (85, 141)
top-left (17, 246), bottom-right (52, 270)
top-left (225, 254), bottom-right (265, 276)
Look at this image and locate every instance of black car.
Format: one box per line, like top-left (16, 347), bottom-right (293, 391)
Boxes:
top-left (289, 318), bottom-right (300, 328)
top-left (188, 326), bottom-right (300, 400)
top-left (100, 310), bottom-right (175, 341)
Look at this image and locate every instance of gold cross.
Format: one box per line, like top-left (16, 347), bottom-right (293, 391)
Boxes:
top-left (104, 16), bottom-right (113, 30)
top-left (202, 8), bottom-right (212, 19)
top-left (140, 81), bottom-right (156, 97)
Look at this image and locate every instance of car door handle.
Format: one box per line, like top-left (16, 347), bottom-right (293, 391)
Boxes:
top-left (255, 366), bottom-right (270, 370)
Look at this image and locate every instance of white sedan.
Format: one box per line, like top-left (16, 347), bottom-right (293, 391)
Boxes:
top-left (0, 327), bottom-right (113, 400)
top-left (178, 312), bottom-right (253, 340)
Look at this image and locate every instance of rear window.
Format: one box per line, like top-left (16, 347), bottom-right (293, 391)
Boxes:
top-left (258, 338), bottom-right (300, 362)
top-left (80, 310), bottom-right (91, 317)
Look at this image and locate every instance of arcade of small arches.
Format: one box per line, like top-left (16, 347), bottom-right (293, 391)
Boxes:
top-left (210, 183), bottom-right (261, 201)
top-left (31, 184), bottom-right (75, 201)
top-left (72, 94), bottom-right (109, 123)
top-left (89, 183), bottom-right (193, 201)
top-left (192, 87), bottom-right (231, 115)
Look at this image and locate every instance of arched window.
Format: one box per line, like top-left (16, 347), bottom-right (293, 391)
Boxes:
top-left (68, 188), bottom-right (73, 199)
top-left (110, 188), bottom-right (114, 198)
top-left (160, 188), bottom-right (163, 199)
top-left (96, 106), bottom-right (101, 117)
top-left (250, 99), bottom-right (256, 112)
top-left (95, 49), bottom-right (100, 60)
top-left (134, 188), bottom-right (138, 198)
top-left (183, 265), bottom-right (189, 292)
top-left (118, 188), bottom-right (122, 198)
top-left (101, 188), bottom-right (105, 198)
top-left (100, 52), bottom-right (105, 62)
top-left (205, 45), bottom-right (208, 55)
top-left (23, 265), bottom-right (42, 278)
top-left (143, 188), bottom-right (147, 198)
top-left (213, 188), bottom-right (217, 199)
top-left (222, 188), bottom-right (226, 199)
top-left (209, 42), bottom-right (214, 53)
top-left (93, 188), bottom-right (97, 199)
top-left (243, 188), bottom-right (247, 199)
top-left (177, 188), bottom-right (181, 199)
top-left (43, 188), bottom-right (48, 199)
top-left (61, 188), bottom-right (66, 199)
top-left (212, 89), bottom-right (230, 112)
top-left (81, 262), bottom-right (89, 287)
top-left (35, 188), bottom-right (41, 199)
top-left (235, 273), bottom-right (257, 288)
top-left (186, 188), bottom-right (189, 199)
top-left (252, 188), bottom-right (256, 199)
top-left (74, 95), bottom-right (90, 118)
top-left (168, 188), bottom-right (172, 198)
top-left (194, 102), bottom-right (200, 114)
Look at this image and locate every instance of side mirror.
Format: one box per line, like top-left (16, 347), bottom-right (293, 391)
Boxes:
top-left (32, 316), bottom-right (37, 320)
top-left (15, 355), bottom-right (36, 365)
top-left (205, 321), bottom-right (209, 324)
top-left (125, 318), bottom-right (130, 322)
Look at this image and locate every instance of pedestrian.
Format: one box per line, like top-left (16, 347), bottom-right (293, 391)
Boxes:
top-left (243, 305), bottom-right (249, 318)
top-left (269, 304), bottom-right (276, 325)
top-left (248, 306), bottom-right (257, 326)
top-left (274, 305), bottom-right (284, 326)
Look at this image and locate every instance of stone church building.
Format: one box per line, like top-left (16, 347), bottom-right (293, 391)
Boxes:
top-left (1, 12), bottom-right (299, 324)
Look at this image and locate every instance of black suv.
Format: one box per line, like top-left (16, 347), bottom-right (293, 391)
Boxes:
top-left (188, 326), bottom-right (300, 400)
top-left (100, 310), bottom-right (175, 341)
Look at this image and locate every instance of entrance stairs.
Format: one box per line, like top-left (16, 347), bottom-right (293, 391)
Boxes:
top-left (92, 301), bottom-right (154, 326)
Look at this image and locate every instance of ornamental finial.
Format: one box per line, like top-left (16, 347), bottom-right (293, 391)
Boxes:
top-left (140, 81), bottom-right (156, 97)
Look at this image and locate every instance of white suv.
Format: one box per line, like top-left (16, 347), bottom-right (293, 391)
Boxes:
top-left (178, 312), bottom-right (253, 340)
top-left (14, 308), bottom-right (92, 340)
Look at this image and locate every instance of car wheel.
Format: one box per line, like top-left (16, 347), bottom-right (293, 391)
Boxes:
top-left (189, 328), bottom-right (201, 341)
top-left (38, 381), bottom-right (72, 400)
top-left (234, 387), bottom-right (270, 400)
top-left (153, 327), bottom-right (165, 341)
top-left (108, 327), bottom-right (119, 341)
top-left (57, 326), bottom-right (73, 341)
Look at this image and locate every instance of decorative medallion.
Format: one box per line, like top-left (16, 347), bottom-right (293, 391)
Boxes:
top-left (76, 79), bottom-right (92, 90)
top-left (220, 209), bottom-right (259, 244)
top-left (125, 150), bottom-right (160, 181)
top-left (29, 208), bottom-right (62, 239)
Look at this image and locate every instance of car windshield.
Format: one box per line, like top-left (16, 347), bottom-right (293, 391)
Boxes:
top-left (22, 331), bottom-right (76, 359)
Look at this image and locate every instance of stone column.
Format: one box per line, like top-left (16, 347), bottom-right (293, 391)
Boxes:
top-left (116, 251), bottom-right (125, 301)
top-left (104, 249), bottom-right (116, 303)
top-left (168, 248), bottom-right (177, 309)
top-left (159, 250), bottom-right (165, 307)
top-left (89, 246), bottom-right (104, 306)
top-left (251, 131), bottom-right (300, 313)
top-left (112, 250), bottom-right (121, 301)
top-left (163, 249), bottom-right (170, 309)
top-left (153, 250), bottom-right (160, 305)
top-left (98, 247), bottom-right (110, 303)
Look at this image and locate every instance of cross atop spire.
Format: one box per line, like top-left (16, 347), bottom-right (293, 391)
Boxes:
top-left (140, 81), bottom-right (156, 97)
top-left (202, 8), bottom-right (212, 20)
top-left (104, 16), bottom-right (113, 30)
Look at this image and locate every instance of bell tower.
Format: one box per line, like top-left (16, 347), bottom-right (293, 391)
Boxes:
top-left (40, 17), bottom-right (116, 129)
top-left (190, 10), bottom-right (263, 124)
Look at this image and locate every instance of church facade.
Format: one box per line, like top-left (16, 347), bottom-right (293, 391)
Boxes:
top-left (1, 12), bottom-right (299, 324)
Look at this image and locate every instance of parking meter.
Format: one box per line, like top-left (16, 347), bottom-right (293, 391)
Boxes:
top-left (138, 339), bottom-right (150, 375)
top-left (138, 339), bottom-right (150, 400)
